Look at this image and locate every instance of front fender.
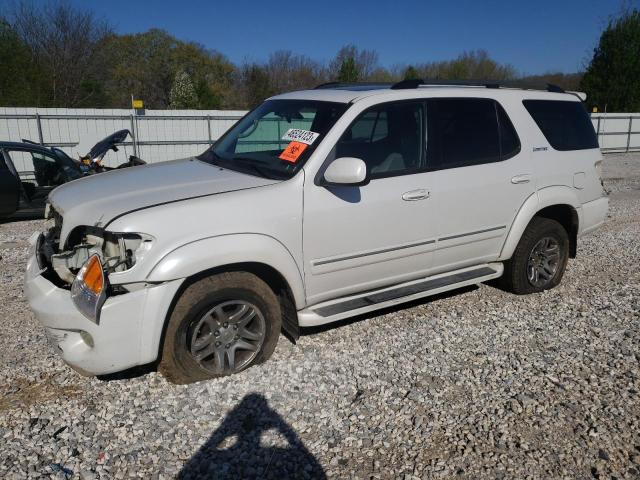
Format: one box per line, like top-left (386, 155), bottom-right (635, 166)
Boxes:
top-left (146, 233), bottom-right (306, 308)
top-left (498, 186), bottom-right (582, 261)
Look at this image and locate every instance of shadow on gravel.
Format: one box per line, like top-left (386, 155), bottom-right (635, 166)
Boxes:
top-left (179, 393), bottom-right (325, 479)
top-left (302, 284), bottom-right (479, 335)
top-left (96, 363), bottom-right (158, 382)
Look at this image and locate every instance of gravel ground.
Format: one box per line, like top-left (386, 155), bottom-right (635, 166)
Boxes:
top-left (1, 153), bottom-right (639, 479)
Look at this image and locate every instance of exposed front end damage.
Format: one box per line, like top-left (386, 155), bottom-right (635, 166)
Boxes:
top-left (38, 205), bottom-right (153, 288)
top-left (25, 204), bottom-right (183, 375)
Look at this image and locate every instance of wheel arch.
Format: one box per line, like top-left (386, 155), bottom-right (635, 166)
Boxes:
top-left (500, 187), bottom-right (581, 261)
top-left (177, 260), bottom-right (298, 336)
top-left (147, 234), bottom-right (304, 361)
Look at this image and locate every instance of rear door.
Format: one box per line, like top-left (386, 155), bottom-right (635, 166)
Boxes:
top-left (425, 98), bottom-right (535, 273)
top-left (522, 99), bottom-right (603, 204)
top-left (0, 151), bottom-right (20, 217)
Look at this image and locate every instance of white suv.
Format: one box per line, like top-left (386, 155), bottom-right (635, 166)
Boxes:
top-left (25, 80), bottom-right (609, 383)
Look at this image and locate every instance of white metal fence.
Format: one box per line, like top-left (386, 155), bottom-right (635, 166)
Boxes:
top-left (591, 113), bottom-right (640, 153)
top-left (0, 107), bottom-right (638, 172)
top-left (0, 107), bottom-right (247, 171)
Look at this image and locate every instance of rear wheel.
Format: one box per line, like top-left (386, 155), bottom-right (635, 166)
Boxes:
top-left (501, 217), bottom-right (569, 294)
top-left (159, 272), bottom-right (281, 384)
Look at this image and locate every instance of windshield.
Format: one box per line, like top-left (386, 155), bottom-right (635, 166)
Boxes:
top-left (51, 148), bottom-right (83, 180)
top-left (201, 99), bottom-right (348, 179)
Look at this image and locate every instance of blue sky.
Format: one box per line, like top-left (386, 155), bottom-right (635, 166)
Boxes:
top-left (68, 0), bottom-right (631, 75)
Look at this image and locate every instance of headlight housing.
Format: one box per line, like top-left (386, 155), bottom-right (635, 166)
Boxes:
top-left (71, 254), bottom-right (107, 323)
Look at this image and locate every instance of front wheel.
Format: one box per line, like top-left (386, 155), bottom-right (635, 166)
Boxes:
top-left (159, 272), bottom-right (282, 384)
top-left (500, 217), bottom-right (569, 294)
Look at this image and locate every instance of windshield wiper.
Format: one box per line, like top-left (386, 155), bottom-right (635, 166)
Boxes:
top-left (232, 157), bottom-right (285, 180)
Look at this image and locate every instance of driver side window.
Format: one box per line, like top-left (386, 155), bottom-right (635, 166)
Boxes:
top-left (335, 102), bottom-right (424, 179)
top-left (6, 149), bottom-right (66, 188)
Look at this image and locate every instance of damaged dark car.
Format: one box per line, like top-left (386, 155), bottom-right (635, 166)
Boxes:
top-left (0, 129), bottom-right (145, 219)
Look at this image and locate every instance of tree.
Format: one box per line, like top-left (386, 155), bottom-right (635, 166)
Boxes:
top-left (169, 70), bottom-right (198, 109)
top-left (10, 0), bottom-right (111, 107)
top-left (266, 50), bottom-right (323, 93)
top-left (409, 50), bottom-right (515, 81)
top-left (242, 63), bottom-right (273, 109)
top-left (403, 65), bottom-right (420, 80)
top-left (338, 57), bottom-right (359, 82)
top-left (330, 45), bottom-right (379, 81)
top-left (0, 18), bottom-right (45, 106)
top-left (101, 29), bottom-right (235, 109)
top-left (581, 8), bottom-right (640, 112)
top-left (520, 72), bottom-right (583, 91)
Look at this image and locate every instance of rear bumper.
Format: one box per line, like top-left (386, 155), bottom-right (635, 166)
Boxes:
top-left (579, 196), bottom-right (609, 236)
top-left (24, 245), bottom-right (183, 376)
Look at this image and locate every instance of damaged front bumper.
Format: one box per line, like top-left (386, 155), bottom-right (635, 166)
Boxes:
top-left (25, 235), bottom-right (183, 376)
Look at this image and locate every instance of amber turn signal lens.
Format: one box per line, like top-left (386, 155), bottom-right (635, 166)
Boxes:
top-left (81, 254), bottom-right (104, 294)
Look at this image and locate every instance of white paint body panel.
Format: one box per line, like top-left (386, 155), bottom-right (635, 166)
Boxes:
top-left (25, 85), bottom-right (609, 375)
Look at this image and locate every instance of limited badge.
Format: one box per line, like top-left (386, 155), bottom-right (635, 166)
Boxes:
top-left (279, 141), bottom-right (308, 163)
top-left (281, 128), bottom-right (320, 145)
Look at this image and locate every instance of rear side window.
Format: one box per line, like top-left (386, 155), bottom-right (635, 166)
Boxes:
top-left (523, 100), bottom-right (598, 151)
top-left (426, 98), bottom-right (508, 170)
top-left (497, 103), bottom-right (520, 159)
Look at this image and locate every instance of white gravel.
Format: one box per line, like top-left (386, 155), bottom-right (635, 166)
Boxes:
top-left (1, 153), bottom-right (639, 479)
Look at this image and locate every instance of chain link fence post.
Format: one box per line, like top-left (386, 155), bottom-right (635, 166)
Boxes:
top-left (129, 114), bottom-right (138, 157)
top-left (35, 113), bottom-right (44, 145)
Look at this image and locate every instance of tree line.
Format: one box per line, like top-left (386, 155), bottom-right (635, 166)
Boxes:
top-left (0, 2), bottom-right (638, 111)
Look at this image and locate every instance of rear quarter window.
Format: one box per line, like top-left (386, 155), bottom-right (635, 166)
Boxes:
top-left (523, 100), bottom-right (598, 151)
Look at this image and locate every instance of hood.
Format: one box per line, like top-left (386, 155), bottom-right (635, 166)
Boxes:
top-left (49, 157), bottom-right (279, 242)
top-left (87, 129), bottom-right (130, 160)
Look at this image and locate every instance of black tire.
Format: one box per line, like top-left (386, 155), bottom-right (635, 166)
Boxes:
top-left (159, 272), bottom-right (282, 384)
top-left (500, 217), bottom-right (569, 295)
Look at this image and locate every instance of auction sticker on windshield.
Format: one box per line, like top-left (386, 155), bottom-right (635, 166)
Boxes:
top-left (279, 141), bottom-right (308, 163)
top-left (281, 128), bottom-right (320, 145)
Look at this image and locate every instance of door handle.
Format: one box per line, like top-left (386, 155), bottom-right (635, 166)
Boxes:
top-left (402, 189), bottom-right (430, 201)
top-left (511, 174), bottom-right (531, 184)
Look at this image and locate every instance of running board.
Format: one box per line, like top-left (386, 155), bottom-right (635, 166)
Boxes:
top-left (298, 263), bottom-right (503, 327)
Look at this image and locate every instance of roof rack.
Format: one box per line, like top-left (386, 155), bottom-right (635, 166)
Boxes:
top-left (390, 78), bottom-right (566, 93)
top-left (314, 81), bottom-right (392, 90)
top-left (314, 79), bottom-right (566, 94)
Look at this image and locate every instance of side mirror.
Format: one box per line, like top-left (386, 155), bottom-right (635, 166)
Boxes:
top-left (322, 157), bottom-right (369, 186)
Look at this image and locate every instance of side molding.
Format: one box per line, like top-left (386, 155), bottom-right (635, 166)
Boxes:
top-left (146, 233), bottom-right (306, 308)
top-left (498, 187), bottom-right (582, 261)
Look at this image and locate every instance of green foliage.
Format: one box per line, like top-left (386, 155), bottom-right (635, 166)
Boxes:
top-left (403, 66), bottom-right (420, 80)
top-left (338, 57), bottom-right (359, 83)
top-left (414, 50), bottom-right (517, 81)
top-left (0, 18), bottom-right (44, 106)
top-left (581, 9), bottom-right (640, 112)
top-left (520, 72), bottom-right (583, 91)
top-left (242, 64), bottom-right (273, 109)
top-left (10, 1), bottom-right (112, 107)
top-left (100, 29), bottom-right (234, 109)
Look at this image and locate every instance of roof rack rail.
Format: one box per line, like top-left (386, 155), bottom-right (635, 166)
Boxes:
top-left (390, 79), bottom-right (423, 90)
top-left (314, 81), bottom-right (392, 89)
top-left (314, 79), bottom-right (569, 95)
top-left (389, 78), bottom-right (566, 93)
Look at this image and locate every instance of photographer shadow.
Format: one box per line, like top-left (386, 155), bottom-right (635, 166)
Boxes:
top-left (179, 393), bottom-right (326, 479)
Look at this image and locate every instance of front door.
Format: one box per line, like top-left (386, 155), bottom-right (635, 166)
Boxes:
top-left (4, 148), bottom-right (71, 214)
top-left (0, 151), bottom-right (20, 217)
top-left (303, 100), bottom-right (438, 305)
